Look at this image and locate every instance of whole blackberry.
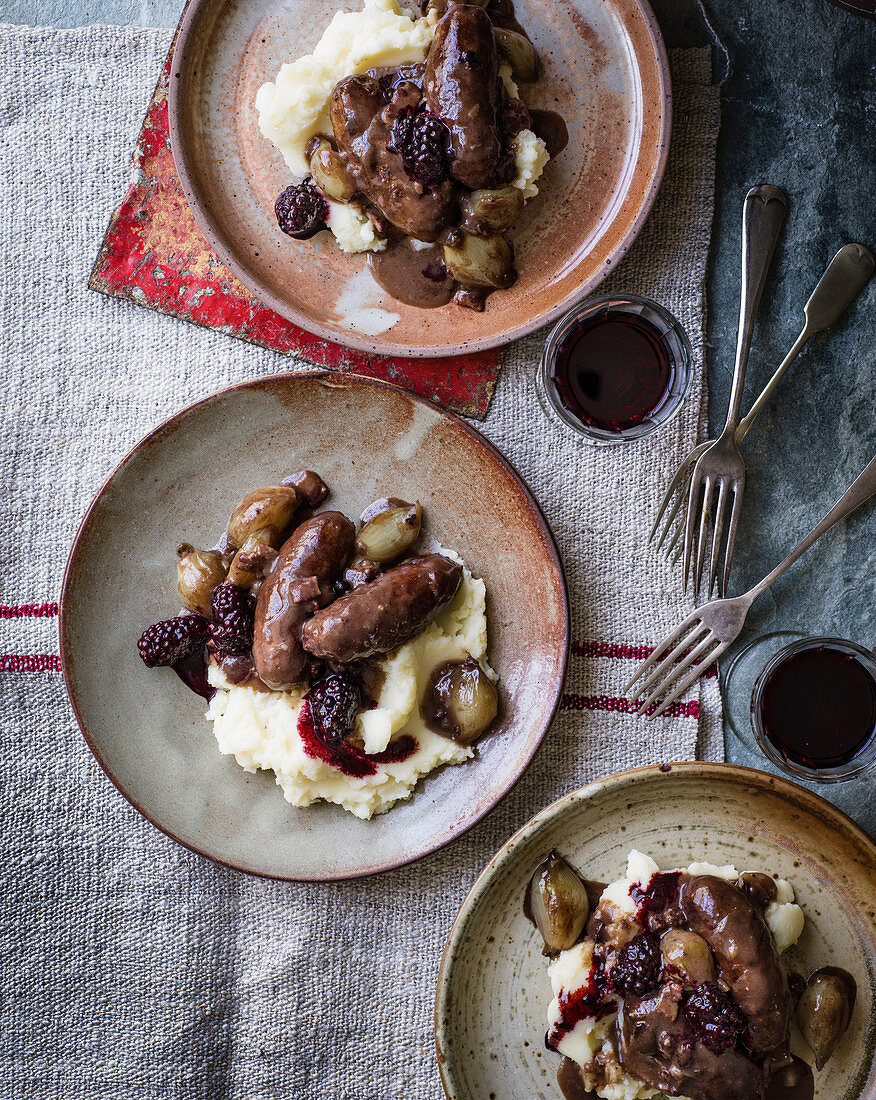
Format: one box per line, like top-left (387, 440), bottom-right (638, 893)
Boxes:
top-left (210, 581), bottom-right (254, 657)
top-left (683, 981), bottom-right (745, 1054)
top-left (138, 615), bottom-right (209, 668)
top-left (275, 177), bottom-right (328, 240)
top-left (610, 931), bottom-right (662, 997)
top-left (389, 108), bottom-right (451, 187)
top-left (307, 673), bottom-right (362, 746)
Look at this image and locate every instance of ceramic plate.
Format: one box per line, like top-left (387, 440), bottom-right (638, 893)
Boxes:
top-left (59, 372), bottom-right (569, 880)
top-left (435, 763), bottom-right (876, 1099)
top-left (168, 0), bottom-right (671, 356)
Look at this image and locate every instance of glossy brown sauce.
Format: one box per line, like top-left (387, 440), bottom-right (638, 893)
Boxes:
top-left (368, 241), bottom-right (454, 307)
top-left (763, 1056), bottom-right (814, 1100)
top-left (530, 108), bottom-right (569, 159)
top-left (556, 1057), bottom-right (597, 1100)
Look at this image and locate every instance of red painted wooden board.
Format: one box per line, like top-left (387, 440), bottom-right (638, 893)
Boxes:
top-left (89, 38), bottom-right (503, 419)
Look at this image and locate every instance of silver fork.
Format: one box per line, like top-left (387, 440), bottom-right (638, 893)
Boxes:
top-left (625, 451), bottom-right (876, 718)
top-left (682, 184), bottom-right (789, 598)
top-left (651, 242), bottom-right (876, 560)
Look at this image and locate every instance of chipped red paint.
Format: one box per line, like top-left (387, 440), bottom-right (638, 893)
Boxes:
top-left (88, 44), bottom-right (501, 419)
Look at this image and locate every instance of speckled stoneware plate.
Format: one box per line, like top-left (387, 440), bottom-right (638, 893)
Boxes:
top-left (435, 763), bottom-right (876, 1099)
top-left (168, 0), bottom-right (671, 357)
top-left (59, 372), bottom-right (569, 880)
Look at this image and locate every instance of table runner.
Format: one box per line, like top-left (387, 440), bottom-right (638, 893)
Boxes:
top-left (0, 24), bottom-right (721, 1098)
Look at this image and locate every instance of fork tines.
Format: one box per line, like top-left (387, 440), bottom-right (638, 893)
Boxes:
top-left (623, 613), bottom-right (727, 719)
top-left (683, 471), bottom-right (744, 599)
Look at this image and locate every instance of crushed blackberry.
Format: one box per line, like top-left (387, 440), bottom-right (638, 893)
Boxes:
top-left (610, 931), bottom-right (662, 996)
top-left (138, 615), bottom-right (209, 668)
top-left (547, 950), bottom-right (613, 1050)
top-left (210, 581), bottom-right (254, 657)
top-left (307, 672), bottom-right (362, 745)
top-left (388, 108), bottom-right (451, 187)
top-left (683, 981), bottom-right (745, 1055)
top-left (630, 871), bottom-right (684, 929)
top-left (275, 177), bottom-right (328, 239)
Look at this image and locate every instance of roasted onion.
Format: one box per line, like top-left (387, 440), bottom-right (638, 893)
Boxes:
top-left (796, 967), bottom-right (856, 1070)
top-left (356, 498), bottom-right (422, 563)
top-left (659, 929), bottom-right (716, 986)
top-left (423, 657), bottom-right (498, 744)
top-left (227, 486), bottom-right (299, 550)
top-left (442, 233), bottom-right (515, 289)
top-left (176, 546), bottom-right (229, 617)
top-left (525, 850), bottom-right (590, 956)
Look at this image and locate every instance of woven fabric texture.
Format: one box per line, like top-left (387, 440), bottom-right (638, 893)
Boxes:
top-left (0, 24), bottom-right (721, 1099)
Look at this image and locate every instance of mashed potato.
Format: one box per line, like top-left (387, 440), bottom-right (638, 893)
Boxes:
top-left (256, 0), bottom-right (439, 179)
top-left (206, 557), bottom-right (495, 818)
top-left (546, 851), bottom-right (805, 1100)
top-left (325, 200), bottom-right (387, 253)
top-left (256, 0), bottom-right (551, 253)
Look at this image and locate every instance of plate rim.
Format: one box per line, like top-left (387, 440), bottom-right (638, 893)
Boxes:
top-left (58, 369), bottom-right (571, 882)
top-left (167, 0), bottom-right (673, 358)
top-left (434, 759), bottom-right (876, 1098)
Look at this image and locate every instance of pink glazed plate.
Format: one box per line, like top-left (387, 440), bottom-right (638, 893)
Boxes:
top-left (168, 0), bottom-right (671, 357)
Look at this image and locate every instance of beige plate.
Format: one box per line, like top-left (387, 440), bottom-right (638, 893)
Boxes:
top-left (59, 372), bottom-right (569, 880)
top-left (168, 0), bottom-right (671, 357)
top-left (435, 762), bottom-right (876, 1099)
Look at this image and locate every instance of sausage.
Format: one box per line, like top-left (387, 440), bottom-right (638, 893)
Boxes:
top-left (300, 553), bottom-right (462, 662)
top-left (252, 512), bottom-right (355, 689)
top-left (331, 75), bottom-right (457, 240)
top-left (425, 4), bottom-right (506, 189)
top-left (680, 875), bottom-right (791, 1053)
top-left (618, 987), bottom-right (767, 1100)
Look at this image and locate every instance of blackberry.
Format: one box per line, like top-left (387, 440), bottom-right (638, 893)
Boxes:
top-left (683, 981), bottom-right (745, 1055)
top-left (210, 581), bottom-right (254, 657)
top-left (275, 177), bottom-right (328, 239)
top-left (388, 108), bottom-right (451, 187)
top-left (610, 931), bottom-right (662, 997)
top-left (307, 672), bottom-right (362, 745)
top-left (138, 615), bottom-right (209, 668)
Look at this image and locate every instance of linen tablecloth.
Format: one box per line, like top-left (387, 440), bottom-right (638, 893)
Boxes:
top-left (0, 24), bottom-right (720, 1098)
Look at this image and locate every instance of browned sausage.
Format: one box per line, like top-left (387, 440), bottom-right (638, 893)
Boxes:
top-left (252, 512), bottom-right (355, 689)
top-left (425, 5), bottom-right (506, 189)
top-left (300, 554), bottom-right (462, 662)
top-left (331, 75), bottom-right (457, 241)
top-left (680, 875), bottom-right (791, 1053)
top-left (618, 988), bottom-right (767, 1100)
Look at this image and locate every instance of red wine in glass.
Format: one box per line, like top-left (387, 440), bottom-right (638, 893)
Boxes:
top-left (550, 310), bottom-right (674, 433)
top-left (758, 644), bottom-right (876, 768)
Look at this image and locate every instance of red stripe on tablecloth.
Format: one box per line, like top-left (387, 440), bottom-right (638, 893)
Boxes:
top-left (0, 612), bottom-right (713, 689)
top-left (573, 640), bottom-right (717, 679)
top-left (560, 693), bottom-right (700, 720)
top-left (0, 602), bottom-right (59, 618)
top-left (572, 641), bottom-right (655, 660)
top-left (1, 656), bottom-right (700, 718)
top-left (0, 654), bottom-right (62, 672)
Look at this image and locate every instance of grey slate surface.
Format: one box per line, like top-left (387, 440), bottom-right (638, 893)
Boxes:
top-left (3, 0), bottom-right (874, 834)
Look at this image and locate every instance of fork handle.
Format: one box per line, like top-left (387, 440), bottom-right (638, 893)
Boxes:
top-left (748, 453), bottom-right (876, 601)
top-left (736, 242), bottom-right (875, 441)
top-left (724, 185), bottom-right (789, 433)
